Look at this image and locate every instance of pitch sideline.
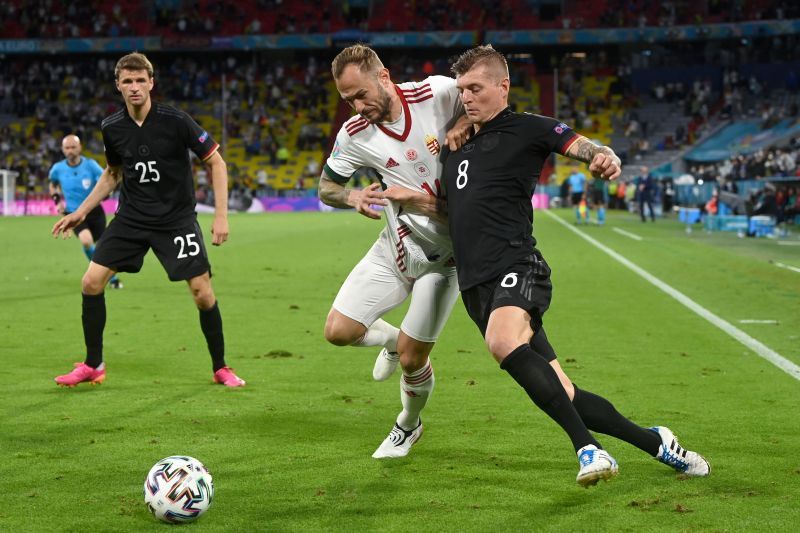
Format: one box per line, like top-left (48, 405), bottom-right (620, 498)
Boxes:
top-left (542, 210), bottom-right (800, 382)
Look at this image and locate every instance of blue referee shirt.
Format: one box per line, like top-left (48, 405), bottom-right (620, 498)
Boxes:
top-left (567, 171), bottom-right (586, 193)
top-left (48, 157), bottom-right (104, 213)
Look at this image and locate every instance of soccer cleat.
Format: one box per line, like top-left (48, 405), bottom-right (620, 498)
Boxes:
top-left (576, 444), bottom-right (618, 487)
top-left (372, 420), bottom-right (423, 459)
top-left (372, 348), bottom-right (400, 381)
top-left (213, 366), bottom-right (246, 387)
top-left (109, 278), bottom-right (123, 289)
top-left (55, 362), bottom-right (106, 387)
top-left (650, 426), bottom-right (710, 476)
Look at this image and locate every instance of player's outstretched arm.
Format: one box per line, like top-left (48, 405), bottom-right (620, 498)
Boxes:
top-left (382, 185), bottom-right (448, 224)
top-left (565, 135), bottom-right (622, 181)
top-left (318, 174), bottom-right (386, 220)
top-left (205, 151), bottom-right (229, 246)
top-left (52, 165), bottom-right (121, 238)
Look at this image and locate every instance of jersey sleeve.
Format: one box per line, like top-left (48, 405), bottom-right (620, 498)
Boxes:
top-left (323, 127), bottom-right (360, 184)
top-left (101, 128), bottom-right (123, 167)
top-left (525, 114), bottom-right (579, 155)
top-left (48, 163), bottom-right (60, 183)
top-left (180, 112), bottom-right (219, 161)
top-left (427, 75), bottom-right (464, 121)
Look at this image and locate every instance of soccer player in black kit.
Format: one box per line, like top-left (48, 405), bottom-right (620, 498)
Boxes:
top-left (383, 45), bottom-right (708, 486)
top-left (52, 52), bottom-right (245, 388)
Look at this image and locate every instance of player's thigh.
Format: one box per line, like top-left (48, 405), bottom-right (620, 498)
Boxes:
top-left (76, 228), bottom-right (94, 248)
top-left (332, 239), bottom-right (411, 328)
top-left (91, 218), bottom-right (149, 274)
top-left (401, 266), bottom-right (459, 343)
top-left (150, 220), bottom-right (212, 282)
top-left (488, 253), bottom-right (553, 332)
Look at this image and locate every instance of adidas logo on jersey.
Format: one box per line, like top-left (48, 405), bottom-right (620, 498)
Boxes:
top-left (385, 157), bottom-right (399, 168)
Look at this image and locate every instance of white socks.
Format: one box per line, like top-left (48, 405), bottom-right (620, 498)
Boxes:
top-left (396, 359), bottom-right (434, 430)
top-left (354, 319), bottom-right (399, 352)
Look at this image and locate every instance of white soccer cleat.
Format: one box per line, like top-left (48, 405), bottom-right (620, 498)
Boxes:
top-left (651, 426), bottom-right (710, 476)
top-left (576, 444), bottom-right (618, 487)
top-left (372, 348), bottom-right (400, 381)
top-left (372, 420), bottom-right (423, 459)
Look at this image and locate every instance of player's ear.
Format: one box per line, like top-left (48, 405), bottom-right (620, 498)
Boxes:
top-left (377, 68), bottom-right (391, 86)
top-left (500, 78), bottom-right (510, 97)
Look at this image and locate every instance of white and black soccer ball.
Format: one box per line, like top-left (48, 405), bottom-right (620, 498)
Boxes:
top-left (143, 455), bottom-right (214, 523)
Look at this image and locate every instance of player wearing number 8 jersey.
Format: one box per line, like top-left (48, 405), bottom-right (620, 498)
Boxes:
top-left (51, 52), bottom-right (245, 388)
top-left (319, 44), bottom-right (470, 458)
top-left (384, 45), bottom-right (709, 485)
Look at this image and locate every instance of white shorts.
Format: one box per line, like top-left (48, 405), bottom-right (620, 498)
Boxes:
top-left (332, 231), bottom-right (459, 342)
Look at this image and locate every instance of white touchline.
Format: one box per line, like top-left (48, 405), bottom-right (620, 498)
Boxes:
top-left (612, 227), bottom-right (643, 241)
top-left (773, 261), bottom-right (800, 274)
top-left (777, 241), bottom-right (800, 246)
top-left (739, 319), bottom-right (779, 324)
top-left (543, 210), bottom-right (800, 381)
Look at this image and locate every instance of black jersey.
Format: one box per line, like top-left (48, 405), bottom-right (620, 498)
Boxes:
top-left (443, 108), bottom-right (578, 290)
top-left (101, 102), bottom-right (218, 230)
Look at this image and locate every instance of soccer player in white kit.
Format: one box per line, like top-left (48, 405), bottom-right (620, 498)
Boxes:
top-left (319, 44), bottom-right (468, 458)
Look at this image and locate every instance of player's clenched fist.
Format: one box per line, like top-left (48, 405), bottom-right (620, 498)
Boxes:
top-left (589, 152), bottom-right (622, 181)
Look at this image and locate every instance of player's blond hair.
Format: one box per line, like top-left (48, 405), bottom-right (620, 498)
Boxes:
top-left (115, 52), bottom-right (154, 80)
top-left (451, 44), bottom-right (509, 81)
top-left (331, 44), bottom-right (385, 79)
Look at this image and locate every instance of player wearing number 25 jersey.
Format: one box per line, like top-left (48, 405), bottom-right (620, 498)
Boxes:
top-left (51, 52), bottom-right (245, 388)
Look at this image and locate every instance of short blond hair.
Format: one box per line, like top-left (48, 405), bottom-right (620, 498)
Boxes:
top-left (115, 52), bottom-right (154, 80)
top-left (451, 44), bottom-right (509, 80)
top-left (331, 44), bottom-right (384, 79)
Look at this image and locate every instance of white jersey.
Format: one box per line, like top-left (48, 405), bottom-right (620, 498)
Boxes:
top-left (325, 75), bottom-right (463, 278)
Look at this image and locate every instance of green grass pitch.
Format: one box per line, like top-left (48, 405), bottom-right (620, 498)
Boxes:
top-left (1, 209), bottom-right (799, 531)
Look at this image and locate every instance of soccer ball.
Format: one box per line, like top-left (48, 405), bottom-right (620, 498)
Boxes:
top-left (143, 455), bottom-right (214, 523)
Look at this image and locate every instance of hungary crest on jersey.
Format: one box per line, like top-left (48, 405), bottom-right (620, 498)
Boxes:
top-left (425, 134), bottom-right (440, 156)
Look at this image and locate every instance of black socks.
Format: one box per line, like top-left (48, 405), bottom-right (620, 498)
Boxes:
top-left (501, 344), bottom-right (600, 452)
top-left (199, 301), bottom-right (226, 371)
top-left (572, 386), bottom-right (662, 456)
top-left (82, 293), bottom-right (106, 368)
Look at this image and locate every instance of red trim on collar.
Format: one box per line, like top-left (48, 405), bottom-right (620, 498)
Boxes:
top-left (375, 85), bottom-right (412, 142)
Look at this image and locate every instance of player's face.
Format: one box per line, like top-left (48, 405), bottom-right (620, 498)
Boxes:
top-left (456, 65), bottom-right (509, 125)
top-left (116, 69), bottom-right (154, 107)
top-left (61, 137), bottom-right (81, 162)
top-left (336, 64), bottom-right (394, 124)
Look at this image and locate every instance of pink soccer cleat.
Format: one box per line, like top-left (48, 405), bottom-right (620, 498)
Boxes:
top-left (213, 367), bottom-right (246, 387)
top-left (55, 362), bottom-right (106, 387)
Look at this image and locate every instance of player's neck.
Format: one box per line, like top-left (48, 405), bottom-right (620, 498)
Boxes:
top-left (127, 99), bottom-right (152, 125)
top-left (66, 156), bottom-right (81, 167)
top-left (387, 94), bottom-right (402, 122)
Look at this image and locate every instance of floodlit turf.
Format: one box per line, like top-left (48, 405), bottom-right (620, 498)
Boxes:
top-left (1, 209), bottom-right (799, 531)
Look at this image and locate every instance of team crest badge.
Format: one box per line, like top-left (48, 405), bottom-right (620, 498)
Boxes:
top-left (425, 135), bottom-right (440, 155)
top-left (405, 148), bottom-right (418, 161)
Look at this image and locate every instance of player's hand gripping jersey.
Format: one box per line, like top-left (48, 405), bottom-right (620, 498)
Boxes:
top-left (324, 76), bottom-right (463, 278)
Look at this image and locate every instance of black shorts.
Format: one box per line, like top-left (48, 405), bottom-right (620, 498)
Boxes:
top-left (590, 189), bottom-right (606, 206)
top-left (69, 205), bottom-right (107, 242)
top-left (461, 250), bottom-right (553, 340)
top-left (92, 217), bottom-right (212, 281)
top-left (571, 192), bottom-right (583, 206)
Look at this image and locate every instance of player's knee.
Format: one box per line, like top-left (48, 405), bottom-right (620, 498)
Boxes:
top-left (81, 272), bottom-right (105, 295)
top-left (485, 335), bottom-right (516, 363)
top-left (192, 289), bottom-right (215, 309)
top-left (323, 311), bottom-right (362, 346)
top-left (399, 351), bottom-right (427, 373)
